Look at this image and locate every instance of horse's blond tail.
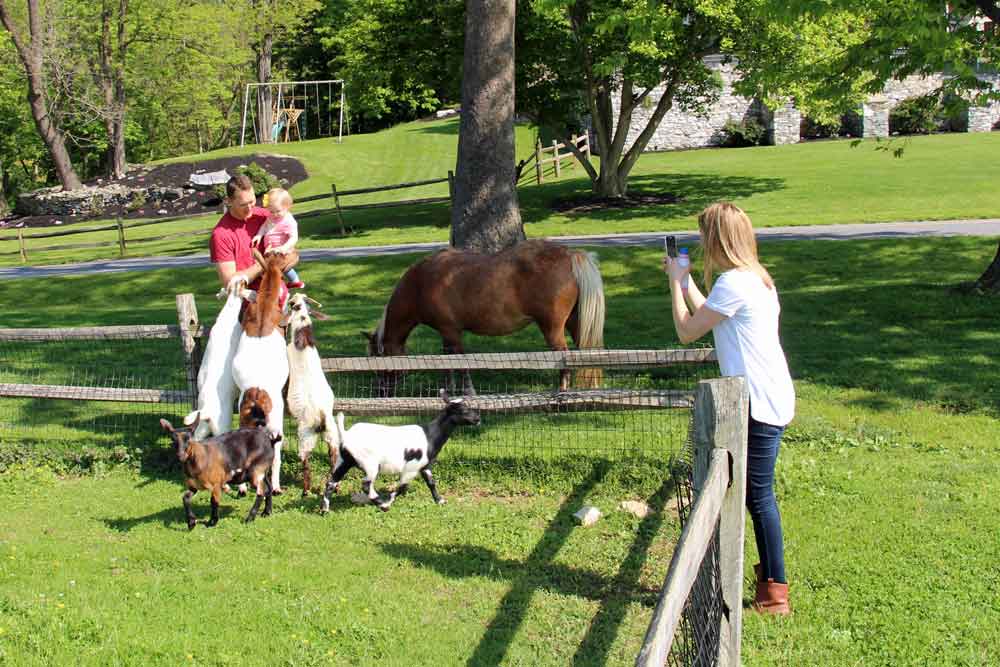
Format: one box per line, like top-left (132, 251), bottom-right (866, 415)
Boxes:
top-left (571, 251), bottom-right (606, 388)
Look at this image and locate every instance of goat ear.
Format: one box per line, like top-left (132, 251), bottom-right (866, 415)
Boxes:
top-left (159, 418), bottom-right (174, 433)
top-left (311, 310), bottom-right (330, 321)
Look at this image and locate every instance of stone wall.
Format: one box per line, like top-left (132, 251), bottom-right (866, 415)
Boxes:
top-left (609, 57), bottom-right (758, 152)
top-left (16, 183), bottom-right (188, 218)
top-left (602, 58), bottom-right (999, 152)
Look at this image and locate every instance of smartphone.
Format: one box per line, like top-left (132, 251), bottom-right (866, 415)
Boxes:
top-left (664, 235), bottom-right (677, 258)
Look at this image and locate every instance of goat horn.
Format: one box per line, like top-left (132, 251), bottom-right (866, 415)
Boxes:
top-left (304, 296), bottom-right (324, 309)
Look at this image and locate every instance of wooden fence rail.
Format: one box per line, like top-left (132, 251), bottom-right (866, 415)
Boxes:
top-left (635, 377), bottom-right (749, 667)
top-left (1, 174), bottom-right (457, 262)
top-left (536, 133), bottom-right (591, 184)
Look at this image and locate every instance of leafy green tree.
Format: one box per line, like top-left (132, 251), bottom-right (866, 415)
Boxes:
top-left (756, 0), bottom-right (1000, 290)
top-left (0, 0), bottom-right (83, 190)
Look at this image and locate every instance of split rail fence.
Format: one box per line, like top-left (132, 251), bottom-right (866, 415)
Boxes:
top-left (0, 293), bottom-right (745, 663)
top-left (535, 133), bottom-right (591, 184)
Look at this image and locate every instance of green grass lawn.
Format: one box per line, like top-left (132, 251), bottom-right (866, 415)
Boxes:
top-left (3, 121), bottom-right (1000, 267)
top-left (1, 236), bottom-right (999, 665)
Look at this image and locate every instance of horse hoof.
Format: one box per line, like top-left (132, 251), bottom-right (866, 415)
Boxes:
top-left (436, 498), bottom-right (447, 506)
top-left (187, 520), bottom-right (197, 530)
top-left (272, 488), bottom-right (283, 496)
top-left (378, 503), bottom-right (391, 512)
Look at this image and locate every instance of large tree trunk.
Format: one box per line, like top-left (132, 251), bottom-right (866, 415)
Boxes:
top-left (451, 0), bottom-right (525, 253)
top-left (256, 32), bottom-right (274, 144)
top-left (0, 0), bottom-right (83, 190)
top-left (973, 241), bottom-right (1000, 292)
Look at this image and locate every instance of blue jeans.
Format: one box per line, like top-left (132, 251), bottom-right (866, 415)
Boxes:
top-left (747, 416), bottom-right (787, 583)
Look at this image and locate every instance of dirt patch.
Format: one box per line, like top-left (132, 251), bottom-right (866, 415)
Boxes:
top-left (551, 191), bottom-right (683, 215)
top-left (0, 153), bottom-right (308, 230)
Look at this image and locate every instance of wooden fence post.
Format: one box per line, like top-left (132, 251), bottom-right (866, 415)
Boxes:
top-left (552, 139), bottom-right (561, 178)
top-left (569, 134), bottom-right (577, 170)
top-left (582, 133), bottom-right (591, 164)
top-left (691, 376), bottom-right (749, 667)
top-left (17, 230), bottom-right (27, 264)
top-left (331, 183), bottom-right (347, 236)
top-left (535, 139), bottom-right (543, 184)
top-left (116, 215), bottom-right (126, 256)
top-left (175, 293), bottom-right (201, 411)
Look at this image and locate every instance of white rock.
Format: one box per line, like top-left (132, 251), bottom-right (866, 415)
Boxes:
top-left (573, 505), bottom-right (602, 527)
top-left (620, 500), bottom-right (650, 519)
top-left (157, 209), bottom-right (168, 215)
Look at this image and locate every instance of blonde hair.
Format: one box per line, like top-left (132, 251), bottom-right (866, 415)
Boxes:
top-left (266, 187), bottom-right (293, 210)
top-left (697, 202), bottom-right (774, 290)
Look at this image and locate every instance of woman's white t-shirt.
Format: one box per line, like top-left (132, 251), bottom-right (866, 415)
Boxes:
top-left (703, 269), bottom-right (795, 427)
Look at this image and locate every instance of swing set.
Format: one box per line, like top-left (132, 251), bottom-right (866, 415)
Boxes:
top-left (240, 79), bottom-right (346, 147)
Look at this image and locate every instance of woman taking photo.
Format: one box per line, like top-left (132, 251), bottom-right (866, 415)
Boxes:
top-left (663, 202), bottom-right (795, 616)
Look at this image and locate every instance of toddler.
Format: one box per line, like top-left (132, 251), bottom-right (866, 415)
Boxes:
top-left (252, 187), bottom-right (304, 289)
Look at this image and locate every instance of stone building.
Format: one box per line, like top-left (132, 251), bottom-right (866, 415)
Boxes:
top-left (604, 55), bottom-right (1000, 152)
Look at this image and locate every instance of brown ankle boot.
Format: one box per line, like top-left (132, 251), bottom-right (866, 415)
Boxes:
top-left (751, 579), bottom-right (791, 616)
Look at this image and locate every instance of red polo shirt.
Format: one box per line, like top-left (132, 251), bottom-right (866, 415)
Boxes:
top-left (210, 207), bottom-right (268, 286)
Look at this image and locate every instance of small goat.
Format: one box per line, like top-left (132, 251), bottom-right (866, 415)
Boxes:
top-left (232, 249), bottom-right (289, 494)
top-left (183, 285), bottom-right (245, 439)
top-left (160, 413), bottom-right (279, 529)
top-left (284, 293), bottom-right (339, 496)
top-left (321, 390), bottom-right (480, 513)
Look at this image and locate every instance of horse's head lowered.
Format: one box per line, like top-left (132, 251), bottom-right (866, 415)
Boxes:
top-left (362, 309), bottom-right (405, 396)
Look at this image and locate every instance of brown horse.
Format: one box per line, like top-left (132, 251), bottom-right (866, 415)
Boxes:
top-left (364, 239), bottom-right (605, 394)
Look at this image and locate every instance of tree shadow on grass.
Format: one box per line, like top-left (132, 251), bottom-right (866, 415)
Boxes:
top-left (381, 461), bottom-right (679, 667)
top-left (519, 172), bottom-right (786, 226)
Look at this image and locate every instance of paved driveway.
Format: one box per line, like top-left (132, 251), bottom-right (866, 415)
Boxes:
top-left (2, 218), bottom-right (998, 280)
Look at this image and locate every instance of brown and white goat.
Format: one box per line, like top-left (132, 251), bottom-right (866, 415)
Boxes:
top-left (160, 413), bottom-right (279, 529)
top-left (231, 249), bottom-right (291, 494)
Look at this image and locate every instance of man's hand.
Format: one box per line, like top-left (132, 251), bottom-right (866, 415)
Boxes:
top-left (250, 234), bottom-right (263, 248)
top-left (227, 274), bottom-right (248, 295)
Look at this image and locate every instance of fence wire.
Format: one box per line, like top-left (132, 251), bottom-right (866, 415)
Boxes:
top-left (0, 328), bottom-right (717, 473)
top-left (661, 384), bottom-right (743, 667)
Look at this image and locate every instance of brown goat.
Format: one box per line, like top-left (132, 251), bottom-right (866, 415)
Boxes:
top-left (239, 387), bottom-right (273, 429)
top-left (160, 415), bottom-right (278, 529)
top-left (240, 249), bottom-right (297, 337)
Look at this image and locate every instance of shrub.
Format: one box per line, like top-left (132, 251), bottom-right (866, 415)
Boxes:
top-left (889, 94), bottom-right (941, 135)
top-left (211, 162), bottom-right (281, 201)
top-left (800, 116), bottom-right (841, 139)
top-left (718, 118), bottom-right (766, 147)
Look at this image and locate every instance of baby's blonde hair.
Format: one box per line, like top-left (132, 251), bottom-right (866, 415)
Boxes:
top-left (266, 187), bottom-right (293, 210)
top-left (697, 202), bottom-right (774, 290)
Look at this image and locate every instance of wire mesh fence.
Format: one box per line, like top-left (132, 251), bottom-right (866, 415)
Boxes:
top-left (0, 321), bottom-right (719, 474)
top-left (665, 443), bottom-right (725, 667)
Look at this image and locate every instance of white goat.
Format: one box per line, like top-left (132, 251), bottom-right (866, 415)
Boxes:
top-left (285, 293), bottom-right (339, 496)
top-left (183, 285), bottom-right (247, 439)
top-left (231, 253), bottom-right (290, 494)
top-left (321, 390), bottom-right (480, 513)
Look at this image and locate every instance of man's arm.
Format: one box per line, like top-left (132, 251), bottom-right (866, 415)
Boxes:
top-left (215, 260), bottom-right (262, 288)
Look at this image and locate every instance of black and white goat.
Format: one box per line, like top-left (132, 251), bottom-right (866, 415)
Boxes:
top-left (321, 390), bottom-right (480, 513)
top-left (160, 413), bottom-right (279, 529)
top-left (284, 293), bottom-right (339, 496)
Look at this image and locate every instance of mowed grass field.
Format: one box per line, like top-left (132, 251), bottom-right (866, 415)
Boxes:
top-left (1, 232), bottom-right (999, 665)
top-left (2, 120), bottom-right (1000, 267)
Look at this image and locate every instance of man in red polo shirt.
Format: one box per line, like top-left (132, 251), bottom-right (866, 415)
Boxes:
top-left (210, 175), bottom-right (295, 306)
